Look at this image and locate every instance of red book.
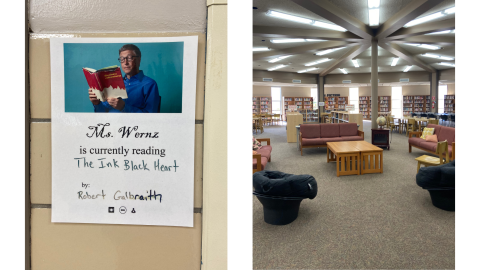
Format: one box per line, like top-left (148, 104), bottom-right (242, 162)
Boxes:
top-left (83, 65), bottom-right (128, 102)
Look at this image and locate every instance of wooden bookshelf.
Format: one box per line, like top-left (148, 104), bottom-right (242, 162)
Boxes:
top-left (253, 96), bottom-right (271, 114)
top-left (403, 96), bottom-right (413, 117)
top-left (330, 111), bottom-right (364, 131)
top-left (283, 96), bottom-right (314, 120)
top-left (324, 95), bottom-right (348, 113)
top-left (412, 95), bottom-right (431, 114)
top-left (378, 96), bottom-right (391, 117)
top-left (444, 95), bottom-right (455, 113)
top-left (298, 109), bottom-right (319, 123)
top-left (359, 96), bottom-right (371, 119)
top-left (359, 96), bottom-right (391, 120)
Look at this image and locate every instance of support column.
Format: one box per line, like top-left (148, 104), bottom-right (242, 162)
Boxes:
top-left (317, 75), bottom-right (325, 122)
top-left (430, 71), bottom-right (439, 113)
top-left (371, 39), bottom-right (378, 129)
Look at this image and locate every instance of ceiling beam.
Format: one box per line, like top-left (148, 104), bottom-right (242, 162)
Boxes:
top-left (253, 25), bottom-right (364, 42)
top-left (290, 0), bottom-right (373, 39)
top-left (390, 36), bottom-right (455, 47)
top-left (253, 41), bottom-right (355, 61)
top-left (319, 43), bottom-right (370, 76)
top-left (378, 41), bottom-right (436, 73)
top-left (384, 19), bottom-right (455, 40)
top-left (375, 0), bottom-right (444, 40)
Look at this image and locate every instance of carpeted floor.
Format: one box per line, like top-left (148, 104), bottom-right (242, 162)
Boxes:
top-left (253, 121), bottom-right (454, 270)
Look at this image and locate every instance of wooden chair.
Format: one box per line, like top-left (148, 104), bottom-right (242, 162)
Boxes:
top-left (387, 116), bottom-right (399, 133)
top-left (406, 118), bottom-right (417, 137)
top-left (419, 118), bottom-right (429, 132)
top-left (415, 141), bottom-right (450, 173)
top-left (265, 114), bottom-right (273, 126)
top-left (428, 119), bottom-right (439, 125)
top-left (273, 114), bottom-right (281, 125)
top-left (399, 118), bottom-right (407, 134)
top-left (254, 117), bottom-right (264, 134)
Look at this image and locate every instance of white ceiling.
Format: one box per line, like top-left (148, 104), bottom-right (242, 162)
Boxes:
top-left (253, 0), bottom-right (455, 76)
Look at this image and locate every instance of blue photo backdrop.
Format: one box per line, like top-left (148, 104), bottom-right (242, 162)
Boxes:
top-left (64, 42), bottom-right (184, 113)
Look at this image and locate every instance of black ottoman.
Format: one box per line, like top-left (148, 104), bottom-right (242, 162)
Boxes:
top-left (416, 161), bottom-right (455, 211)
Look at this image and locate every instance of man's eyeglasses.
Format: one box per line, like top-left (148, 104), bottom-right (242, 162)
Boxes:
top-left (118, 56), bottom-right (138, 63)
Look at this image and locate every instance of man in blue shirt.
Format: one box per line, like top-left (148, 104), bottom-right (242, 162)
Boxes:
top-left (88, 44), bottom-right (161, 113)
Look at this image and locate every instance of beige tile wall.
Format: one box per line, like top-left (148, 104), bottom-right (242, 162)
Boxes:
top-left (30, 33), bottom-right (205, 269)
top-left (31, 209), bottom-right (202, 270)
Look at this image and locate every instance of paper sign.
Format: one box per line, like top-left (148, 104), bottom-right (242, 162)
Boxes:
top-left (318, 102), bottom-right (325, 106)
top-left (345, 104), bottom-right (355, 111)
top-left (50, 37), bottom-right (198, 227)
top-left (288, 105), bottom-right (297, 111)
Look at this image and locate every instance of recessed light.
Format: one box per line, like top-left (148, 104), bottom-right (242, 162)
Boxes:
top-left (298, 67), bottom-right (319, 73)
top-left (368, 0), bottom-right (380, 8)
top-left (445, 7), bottom-right (455, 14)
top-left (391, 58), bottom-right (399, 66)
top-left (266, 10), bottom-right (313, 25)
top-left (339, 68), bottom-right (348, 74)
top-left (305, 58), bottom-right (331, 66)
top-left (352, 59), bottom-right (359, 67)
top-left (369, 8), bottom-right (379, 26)
top-left (404, 12), bottom-right (444, 27)
top-left (405, 43), bottom-right (441, 50)
top-left (268, 65), bottom-right (287, 71)
top-left (438, 62), bottom-right (455, 67)
top-left (315, 47), bottom-right (346, 55)
top-left (404, 65), bottom-right (413, 72)
top-left (253, 47), bottom-right (270, 51)
top-left (268, 55), bottom-right (292, 63)
top-left (426, 30), bottom-right (454, 35)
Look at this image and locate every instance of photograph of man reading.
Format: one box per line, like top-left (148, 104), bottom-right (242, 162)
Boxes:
top-left (64, 41), bottom-right (184, 113)
top-left (89, 44), bottom-right (161, 113)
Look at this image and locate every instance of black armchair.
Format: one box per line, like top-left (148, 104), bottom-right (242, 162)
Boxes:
top-left (416, 160), bottom-right (455, 211)
top-left (253, 171), bottom-right (317, 225)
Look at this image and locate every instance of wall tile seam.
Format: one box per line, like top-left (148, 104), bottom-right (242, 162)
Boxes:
top-left (31, 119), bottom-right (204, 124)
top-left (31, 118), bottom-right (50, 122)
top-left (31, 204), bottom-right (203, 213)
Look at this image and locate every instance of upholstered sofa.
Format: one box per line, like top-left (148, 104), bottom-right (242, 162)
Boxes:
top-left (299, 123), bottom-right (364, 155)
top-left (253, 138), bottom-right (272, 173)
top-left (409, 124), bottom-right (455, 160)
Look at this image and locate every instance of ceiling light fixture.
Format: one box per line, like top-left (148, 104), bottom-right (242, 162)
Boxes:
top-left (426, 30), bottom-right (454, 35)
top-left (404, 65), bottom-right (413, 72)
top-left (438, 62), bottom-right (455, 67)
top-left (311, 21), bottom-right (347, 31)
top-left (369, 8), bottom-right (380, 26)
top-left (404, 12), bottom-right (444, 27)
top-left (270, 39), bottom-right (306, 43)
top-left (268, 55), bottom-right (292, 63)
top-left (421, 53), bottom-right (454, 60)
top-left (391, 57), bottom-right (399, 66)
top-left (444, 7), bottom-right (455, 14)
top-left (268, 65), bottom-right (287, 71)
top-left (253, 47), bottom-right (270, 51)
top-left (368, 0), bottom-right (380, 8)
top-left (315, 47), bottom-right (346, 55)
top-left (352, 59), bottom-right (359, 67)
top-left (305, 58), bottom-right (331, 66)
top-left (266, 10), bottom-right (347, 32)
top-left (266, 10), bottom-right (313, 25)
top-left (298, 67), bottom-right (319, 73)
top-left (339, 68), bottom-right (348, 74)
top-left (405, 43), bottom-right (441, 50)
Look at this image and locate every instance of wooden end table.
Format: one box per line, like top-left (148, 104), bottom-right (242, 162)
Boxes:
top-left (371, 128), bottom-right (390, 150)
top-left (356, 141), bottom-right (384, 175)
top-left (326, 142), bottom-right (361, 177)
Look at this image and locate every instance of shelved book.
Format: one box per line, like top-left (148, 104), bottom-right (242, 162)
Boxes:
top-left (83, 65), bottom-right (128, 102)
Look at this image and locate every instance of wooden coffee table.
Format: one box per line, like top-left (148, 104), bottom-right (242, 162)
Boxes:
top-left (326, 141), bottom-right (361, 177)
top-left (327, 141), bottom-right (383, 177)
top-left (355, 141), bottom-right (383, 175)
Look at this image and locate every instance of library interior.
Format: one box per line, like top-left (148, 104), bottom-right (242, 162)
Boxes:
top-left (252, 0), bottom-right (455, 269)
